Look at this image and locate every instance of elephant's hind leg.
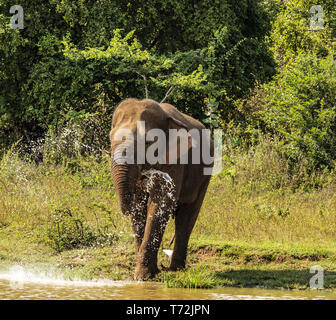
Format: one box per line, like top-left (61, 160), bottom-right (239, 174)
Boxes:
top-left (169, 179), bottom-right (210, 271)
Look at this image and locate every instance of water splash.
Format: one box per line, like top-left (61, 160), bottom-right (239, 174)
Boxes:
top-left (129, 169), bottom-right (177, 223)
top-left (0, 266), bottom-right (130, 288)
top-left (140, 169), bottom-right (177, 251)
top-left (142, 169), bottom-right (177, 214)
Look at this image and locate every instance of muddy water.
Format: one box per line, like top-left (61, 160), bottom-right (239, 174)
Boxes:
top-left (0, 266), bottom-right (336, 300)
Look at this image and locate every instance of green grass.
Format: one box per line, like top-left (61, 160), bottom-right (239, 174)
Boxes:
top-left (159, 239), bottom-right (336, 290)
top-left (1, 138), bottom-right (336, 290)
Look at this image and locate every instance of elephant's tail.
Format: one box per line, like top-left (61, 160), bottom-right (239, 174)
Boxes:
top-left (169, 232), bottom-right (175, 248)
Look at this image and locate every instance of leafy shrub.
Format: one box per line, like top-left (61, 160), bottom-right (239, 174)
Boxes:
top-left (269, 0), bottom-right (335, 66)
top-left (42, 111), bottom-right (110, 165)
top-left (0, 0), bottom-right (274, 148)
top-left (261, 53), bottom-right (336, 171)
top-left (202, 98), bottom-right (220, 131)
top-left (0, 140), bottom-right (32, 185)
top-left (44, 208), bottom-right (118, 252)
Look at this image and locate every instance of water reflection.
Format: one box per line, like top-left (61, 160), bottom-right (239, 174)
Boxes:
top-left (0, 266), bottom-right (335, 300)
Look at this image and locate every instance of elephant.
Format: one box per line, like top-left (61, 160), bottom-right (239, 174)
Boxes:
top-left (110, 98), bottom-right (214, 280)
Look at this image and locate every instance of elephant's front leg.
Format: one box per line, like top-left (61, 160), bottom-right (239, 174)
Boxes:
top-left (130, 210), bottom-right (147, 254)
top-left (130, 187), bottom-right (148, 254)
top-left (134, 198), bottom-right (170, 280)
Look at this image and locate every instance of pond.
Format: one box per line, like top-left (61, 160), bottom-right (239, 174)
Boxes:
top-left (0, 266), bottom-right (335, 300)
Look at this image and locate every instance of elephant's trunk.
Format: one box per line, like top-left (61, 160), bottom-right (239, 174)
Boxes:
top-left (111, 143), bottom-right (138, 215)
top-left (111, 160), bottom-right (134, 215)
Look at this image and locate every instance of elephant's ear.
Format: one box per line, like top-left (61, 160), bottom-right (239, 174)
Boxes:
top-left (165, 116), bottom-right (195, 164)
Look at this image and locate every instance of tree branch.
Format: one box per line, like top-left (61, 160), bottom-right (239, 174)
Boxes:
top-left (160, 86), bottom-right (176, 103)
top-left (136, 72), bottom-right (149, 99)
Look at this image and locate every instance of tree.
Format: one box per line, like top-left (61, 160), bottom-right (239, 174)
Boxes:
top-left (261, 53), bottom-right (336, 170)
top-left (269, 0), bottom-right (336, 67)
top-left (0, 0), bottom-right (275, 150)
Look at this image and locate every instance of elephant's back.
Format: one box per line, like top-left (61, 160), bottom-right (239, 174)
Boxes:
top-left (160, 103), bottom-right (205, 130)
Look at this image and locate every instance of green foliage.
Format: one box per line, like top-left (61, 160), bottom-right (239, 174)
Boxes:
top-left (73, 156), bottom-right (114, 190)
top-left (44, 208), bottom-right (118, 252)
top-left (3, 138), bottom-right (336, 288)
top-left (256, 204), bottom-right (290, 219)
top-left (202, 98), bottom-right (221, 130)
top-left (62, 30), bottom-right (209, 104)
top-left (42, 111), bottom-right (109, 165)
top-left (0, 0), bottom-right (68, 148)
top-left (162, 265), bottom-right (217, 289)
top-left (261, 53), bottom-right (336, 170)
top-left (0, 0), bottom-right (274, 149)
top-left (270, 0), bottom-right (336, 66)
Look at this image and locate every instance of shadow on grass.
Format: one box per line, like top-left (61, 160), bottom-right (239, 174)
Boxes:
top-left (214, 269), bottom-right (336, 289)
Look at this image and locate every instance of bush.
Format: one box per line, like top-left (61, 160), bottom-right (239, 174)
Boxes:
top-left (0, 0), bottom-right (275, 148)
top-left (44, 208), bottom-right (118, 252)
top-left (261, 53), bottom-right (336, 171)
top-left (42, 111), bottom-right (110, 165)
top-left (269, 0), bottom-right (336, 66)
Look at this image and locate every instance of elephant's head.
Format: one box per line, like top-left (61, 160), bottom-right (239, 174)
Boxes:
top-left (109, 98), bottom-right (191, 215)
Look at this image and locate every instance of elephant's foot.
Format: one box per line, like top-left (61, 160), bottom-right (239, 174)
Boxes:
top-left (134, 265), bottom-right (159, 281)
top-left (169, 259), bottom-right (186, 271)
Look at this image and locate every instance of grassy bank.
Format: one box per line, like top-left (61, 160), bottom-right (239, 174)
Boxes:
top-left (1, 138), bottom-right (336, 290)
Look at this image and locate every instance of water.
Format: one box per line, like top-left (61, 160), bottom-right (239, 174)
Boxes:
top-left (142, 169), bottom-right (177, 212)
top-left (0, 266), bottom-right (336, 300)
